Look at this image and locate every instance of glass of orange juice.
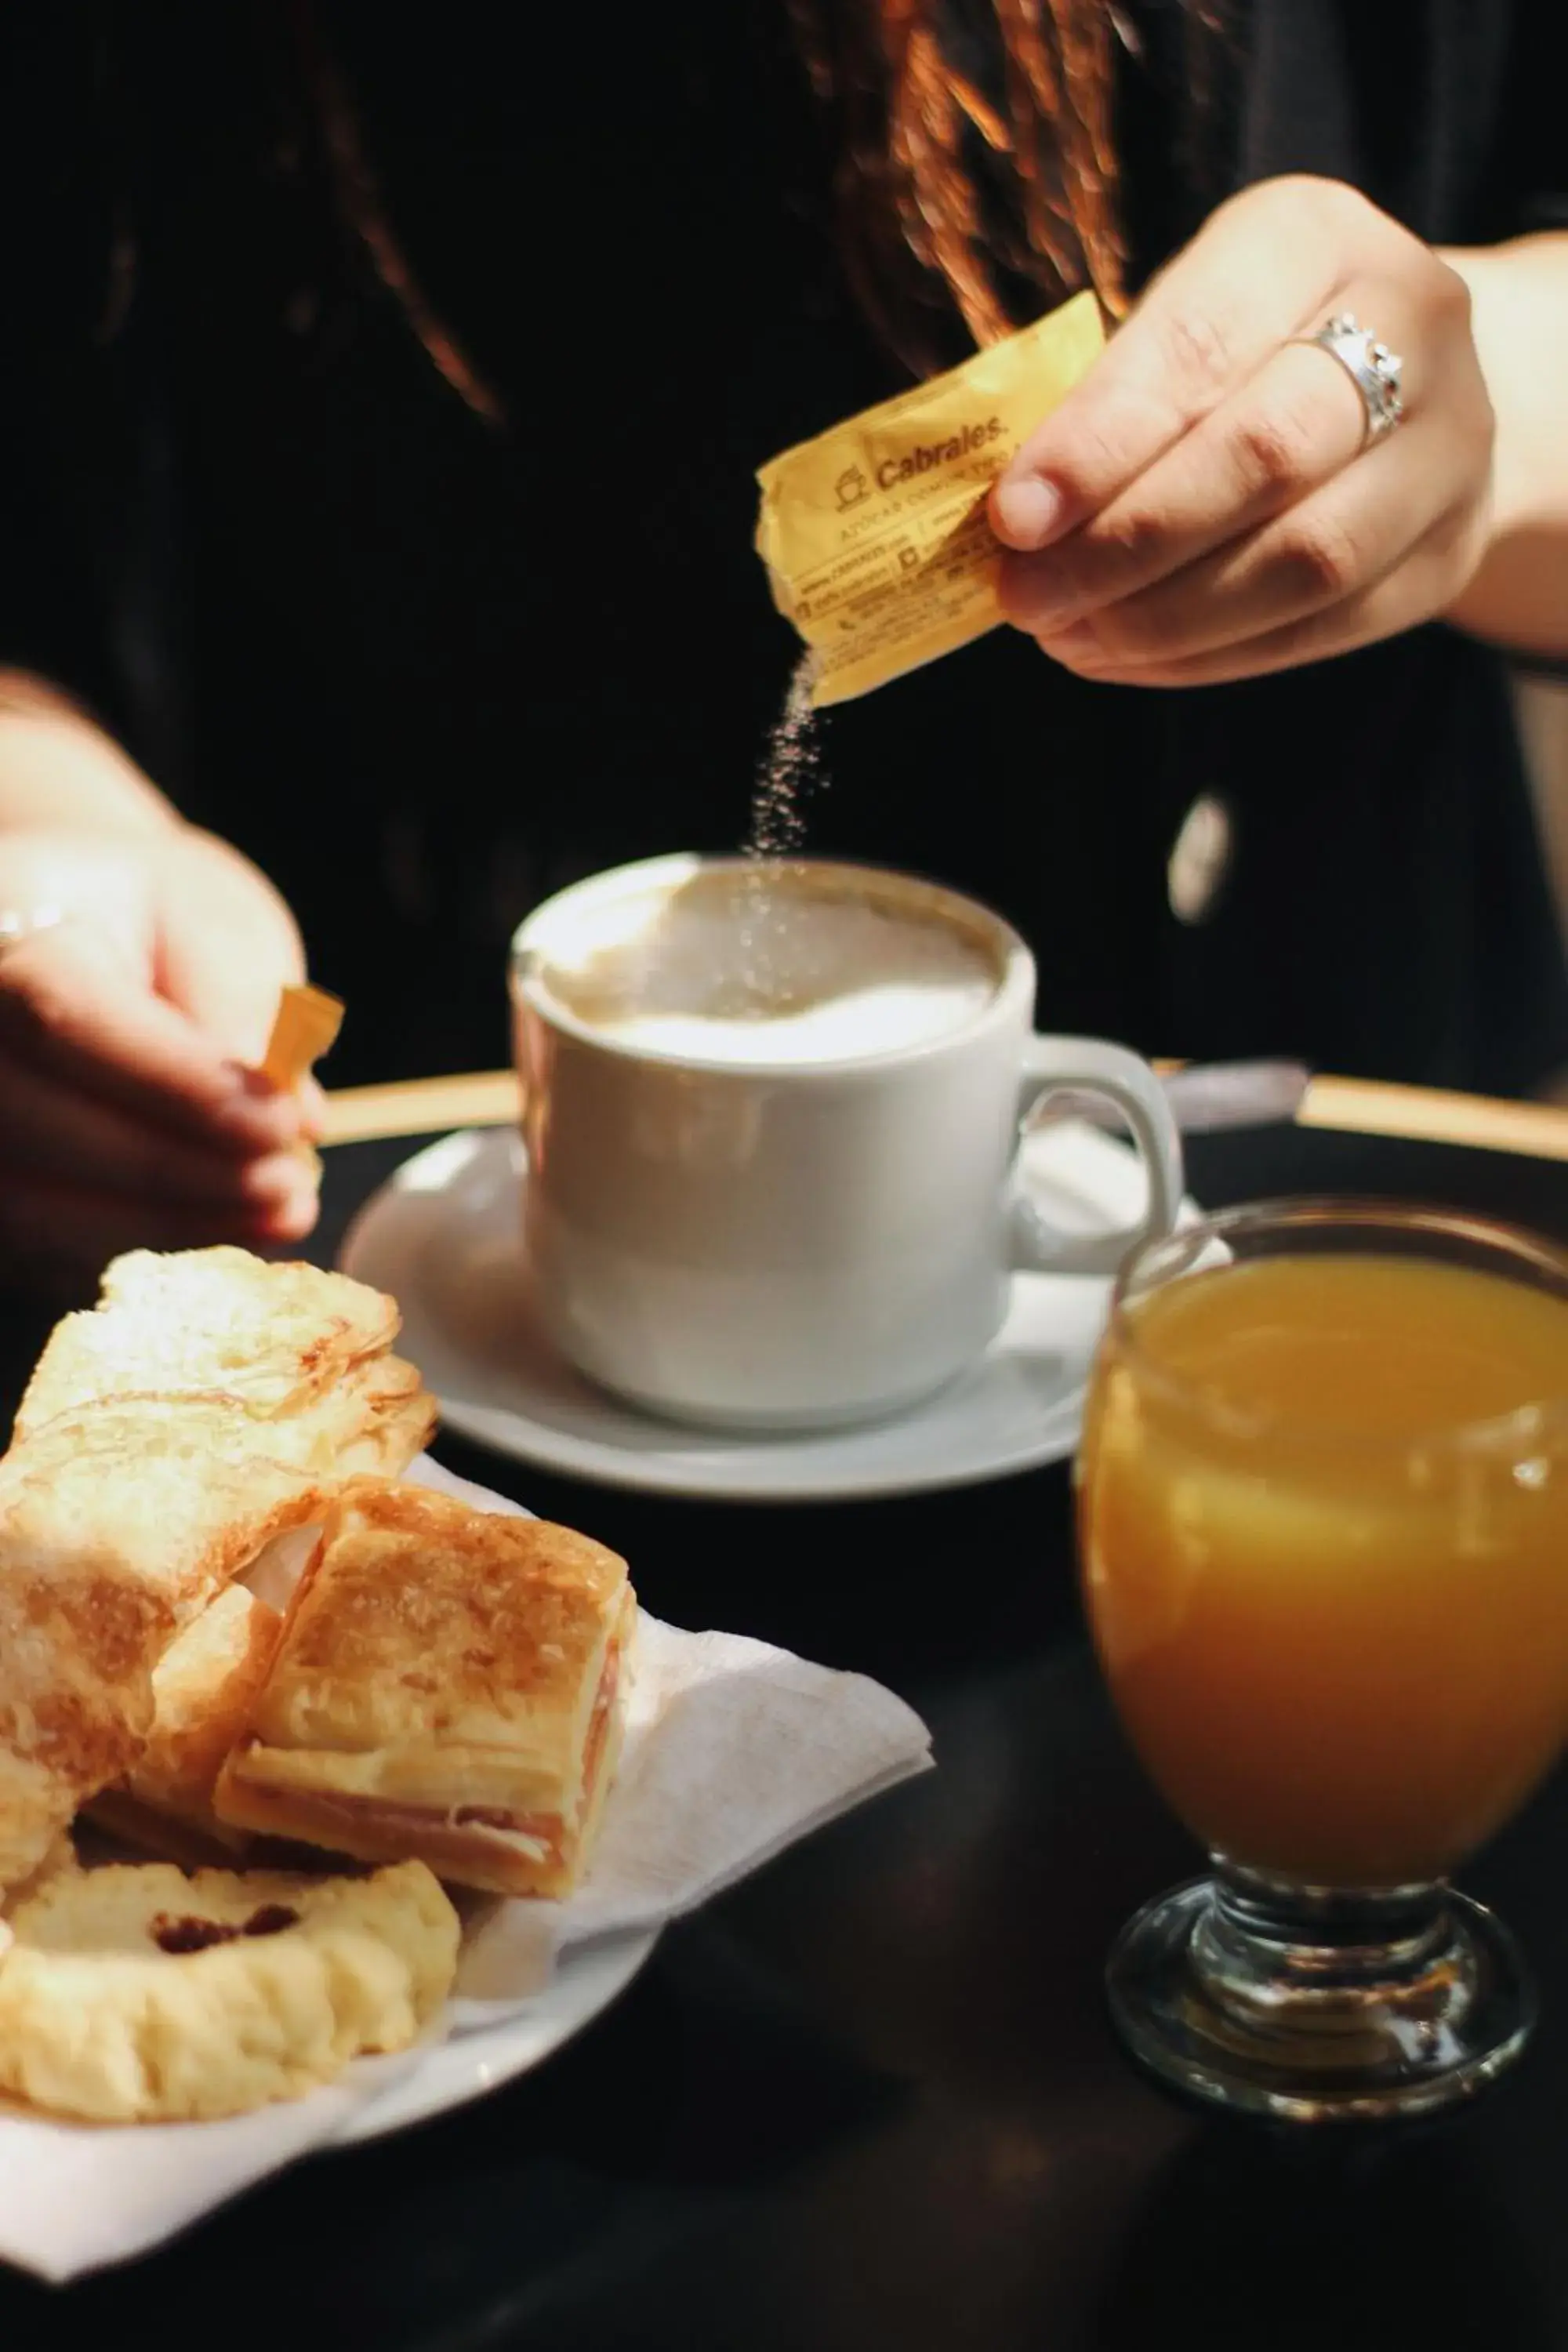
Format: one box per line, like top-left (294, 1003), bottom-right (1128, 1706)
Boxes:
top-left (1078, 1200), bottom-right (1568, 2120)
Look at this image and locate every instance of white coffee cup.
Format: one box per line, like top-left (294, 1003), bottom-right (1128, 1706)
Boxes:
top-left (510, 854), bottom-right (1182, 1430)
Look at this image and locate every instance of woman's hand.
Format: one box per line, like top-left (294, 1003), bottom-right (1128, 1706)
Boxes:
top-left (989, 176), bottom-right (1496, 685)
top-left (0, 826), bottom-right (322, 1289)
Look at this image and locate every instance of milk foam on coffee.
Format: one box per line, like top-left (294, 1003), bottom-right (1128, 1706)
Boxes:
top-left (537, 869), bottom-right (1000, 1065)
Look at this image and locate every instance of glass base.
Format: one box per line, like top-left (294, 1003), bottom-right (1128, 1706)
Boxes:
top-left (1107, 1864), bottom-right (1536, 2122)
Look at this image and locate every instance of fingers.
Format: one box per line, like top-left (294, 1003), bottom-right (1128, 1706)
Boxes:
top-left (1025, 388), bottom-right (1480, 681)
top-left (154, 830), bottom-right (308, 1066)
top-left (991, 178), bottom-right (1356, 550)
top-left (1035, 441), bottom-right (1439, 669)
top-left (992, 201), bottom-right (1492, 683)
top-left (1029, 514), bottom-right (1479, 688)
top-left (0, 1041), bottom-right (320, 1214)
top-left (998, 335), bottom-right (1373, 636)
top-left (0, 1165), bottom-right (320, 1294)
top-left (296, 1073), bottom-right (329, 1141)
top-left (0, 833), bottom-right (327, 1295)
top-left (0, 924), bottom-right (305, 1158)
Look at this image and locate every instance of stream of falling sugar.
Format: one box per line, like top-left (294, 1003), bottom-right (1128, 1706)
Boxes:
top-left (747, 655), bottom-right (822, 862)
top-left (739, 655), bottom-right (825, 1007)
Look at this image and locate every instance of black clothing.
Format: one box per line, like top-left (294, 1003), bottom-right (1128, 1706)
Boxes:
top-left (2, 1), bottom-right (1565, 1088)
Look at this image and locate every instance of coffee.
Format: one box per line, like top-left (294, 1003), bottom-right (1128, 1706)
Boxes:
top-left (532, 864), bottom-right (1000, 1066)
top-left (511, 852), bottom-right (1183, 1428)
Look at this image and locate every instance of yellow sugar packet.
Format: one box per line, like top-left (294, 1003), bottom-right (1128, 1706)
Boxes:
top-left (261, 982), bottom-right (344, 1091)
top-left (755, 290), bottom-right (1105, 707)
top-left (260, 985), bottom-right (344, 1181)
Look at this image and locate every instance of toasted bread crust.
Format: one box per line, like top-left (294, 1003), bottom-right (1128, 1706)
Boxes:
top-left (15, 1247), bottom-right (400, 1438)
top-left (214, 1485), bottom-right (634, 1895)
top-left (0, 1243), bottom-right (432, 1894)
top-left (254, 1481), bottom-right (627, 1756)
top-left (0, 1399), bottom-right (330, 1885)
top-left (88, 1584), bottom-right (285, 1855)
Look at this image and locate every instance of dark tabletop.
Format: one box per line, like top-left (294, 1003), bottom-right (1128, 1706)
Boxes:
top-left (3, 1120), bottom-right (1568, 2349)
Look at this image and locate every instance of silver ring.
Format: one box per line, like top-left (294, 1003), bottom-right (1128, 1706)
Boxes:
top-left (1297, 311), bottom-right (1404, 445)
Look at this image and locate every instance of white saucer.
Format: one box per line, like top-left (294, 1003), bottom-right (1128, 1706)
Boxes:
top-left (341, 1123), bottom-right (1189, 1503)
top-left (334, 1926), bottom-right (660, 2147)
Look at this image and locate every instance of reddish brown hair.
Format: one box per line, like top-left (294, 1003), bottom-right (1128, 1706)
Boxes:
top-left (294, 2), bottom-right (1233, 410)
top-left (788, 0), bottom-right (1234, 369)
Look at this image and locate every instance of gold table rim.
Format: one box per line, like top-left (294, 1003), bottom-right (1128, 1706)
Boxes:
top-left (320, 1069), bottom-right (1568, 1167)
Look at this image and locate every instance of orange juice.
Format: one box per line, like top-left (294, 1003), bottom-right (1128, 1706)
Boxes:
top-left (1080, 1254), bottom-right (1568, 1886)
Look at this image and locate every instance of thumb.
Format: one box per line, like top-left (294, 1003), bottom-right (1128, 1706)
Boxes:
top-left (154, 831), bottom-right (308, 1067)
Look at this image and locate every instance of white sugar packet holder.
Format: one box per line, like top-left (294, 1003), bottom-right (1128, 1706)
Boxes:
top-left (0, 1455), bottom-right (931, 2282)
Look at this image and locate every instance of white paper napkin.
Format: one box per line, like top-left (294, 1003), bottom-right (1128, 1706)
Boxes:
top-left (0, 1457), bottom-right (932, 2282)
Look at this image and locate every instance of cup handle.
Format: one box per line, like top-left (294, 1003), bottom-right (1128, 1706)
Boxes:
top-left (1009, 1036), bottom-right (1185, 1278)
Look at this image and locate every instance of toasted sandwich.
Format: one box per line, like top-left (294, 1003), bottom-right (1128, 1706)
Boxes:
top-left (214, 1480), bottom-right (634, 1897)
top-left (1, 1247), bottom-right (437, 1890)
top-left (13, 1243), bottom-right (435, 1486)
top-left (14, 1247), bottom-right (403, 1436)
top-left (0, 1398), bottom-right (328, 1886)
top-left (89, 1584), bottom-right (284, 1865)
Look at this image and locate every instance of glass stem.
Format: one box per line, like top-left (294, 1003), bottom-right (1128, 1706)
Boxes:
top-left (1193, 1860), bottom-right (1467, 2038)
top-left (1105, 1867), bottom-right (1534, 2118)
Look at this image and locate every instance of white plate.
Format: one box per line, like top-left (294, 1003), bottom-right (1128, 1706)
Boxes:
top-left (334, 1927), bottom-right (659, 2146)
top-left (0, 1458), bottom-right (932, 2283)
top-left (332, 1467), bottom-right (660, 2150)
top-left (341, 1123), bottom-right (1195, 1503)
